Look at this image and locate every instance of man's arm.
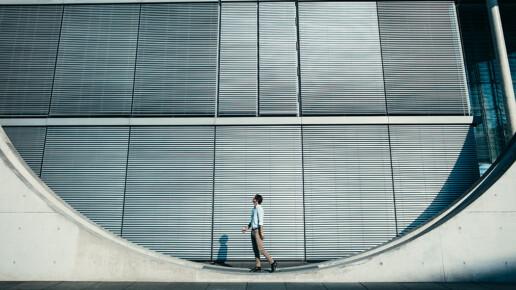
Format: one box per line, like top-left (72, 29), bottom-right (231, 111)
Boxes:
top-left (258, 207), bottom-right (265, 239)
top-left (242, 209), bottom-right (254, 233)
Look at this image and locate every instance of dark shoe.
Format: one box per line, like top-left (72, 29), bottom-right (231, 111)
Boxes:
top-left (249, 267), bottom-right (262, 272)
top-left (271, 261), bottom-right (278, 273)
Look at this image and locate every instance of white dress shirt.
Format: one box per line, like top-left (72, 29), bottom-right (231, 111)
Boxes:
top-left (249, 205), bottom-right (264, 230)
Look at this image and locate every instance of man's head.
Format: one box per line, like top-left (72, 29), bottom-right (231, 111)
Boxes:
top-left (253, 194), bottom-right (263, 205)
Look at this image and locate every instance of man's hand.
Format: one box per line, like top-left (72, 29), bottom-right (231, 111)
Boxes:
top-left (241, 226), bottom-right (248, 233)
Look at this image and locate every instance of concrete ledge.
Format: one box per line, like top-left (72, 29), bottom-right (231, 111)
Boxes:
top-left (0, 125), bottom-right (514, 282)
top-left (0, 116), bottom-right (474, 127)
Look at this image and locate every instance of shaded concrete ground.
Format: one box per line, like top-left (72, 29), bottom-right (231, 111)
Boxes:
top-left (0, 282), bottom-right (515, 290)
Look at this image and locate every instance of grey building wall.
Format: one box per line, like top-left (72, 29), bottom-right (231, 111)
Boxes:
top-left (0, 0), bottom-right (480, 263)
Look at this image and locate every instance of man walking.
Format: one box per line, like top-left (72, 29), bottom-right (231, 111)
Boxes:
top-left (241, 194), bottom-right (278, 273)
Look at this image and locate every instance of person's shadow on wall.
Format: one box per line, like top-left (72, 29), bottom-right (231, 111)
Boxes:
top-left (214, 234), bottom-right (232, 267)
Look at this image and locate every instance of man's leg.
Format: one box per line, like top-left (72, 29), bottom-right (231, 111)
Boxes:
top-left (251, 230), bottom-right (261, 268)
top-left (255, 232), bottom-right (273, 264)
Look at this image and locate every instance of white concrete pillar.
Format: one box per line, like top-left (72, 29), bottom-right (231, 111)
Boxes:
top-left (487, 0), bottom-right (516, 136)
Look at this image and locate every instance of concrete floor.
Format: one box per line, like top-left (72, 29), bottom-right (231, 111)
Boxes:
top-left (0, 282), bottom-right (515, 290)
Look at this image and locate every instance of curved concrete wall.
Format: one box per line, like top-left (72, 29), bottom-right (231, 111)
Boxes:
top-left (0, 126), bottom-right (515, 282)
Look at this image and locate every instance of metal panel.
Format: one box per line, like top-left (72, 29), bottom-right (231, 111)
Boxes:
top-left (213, 126), bottom-right (304, 261)
top-left (3, 126), bottom-right (46, 176)
top-left (50, 4), bottom-right (139, 116)
top-left (0, 6), bottom-right (62, 116)
top-left (218, 3), bottom-right (258, 116)
top-left (133, 3), bottom-right (218, 116)
top-left (389, 125), bottom-right (479, 235)
top-left (303, 125), bottom-right (396, 261)
top-left (298, 2), bottom-right (385, 116)
top-left (122, 126), bottom-right (214, 260)
top-left (41, 127), bottom-right (129, 234)
top-left (258, 2), bottom-right (298, 116)
top-left (378, 1), bottom-right (469, 115)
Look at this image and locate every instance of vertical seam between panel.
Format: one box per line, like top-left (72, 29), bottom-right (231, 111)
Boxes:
top-left (210, 126), bottom-right (217, 262)
top-left (295, 0), bottom-right (302, 117)
top-left (120, 5), bottom-right (141, 236)
top-left (216, 1), bottom-right (222, 117)
top-left (386, 124), bottom-right (399, 236)
top-left (295, 0), bottom-right (308, 262)
top-left (296, 1), bottom-right (306, 261)
top-left (130, 4), bottom-right (142, 116)
top-left (257, 2), bottom-right (260, 117)
top-left (300, 125), bottom-right (307, 262)
top-left (120, 126), bottom-right (132, 237)
top-left (215, 1), bottom-right (221, 117)
top-left (39, 127), bottom-right (49, 178)
top-left (47, 5), bottom-right (65, 117)
top-left (377, 1), bottom-right (399, 236)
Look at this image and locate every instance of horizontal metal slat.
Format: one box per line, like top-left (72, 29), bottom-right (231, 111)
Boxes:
top-left (389, 125), bottom-right (479, 234)
top-left (259, 1), bottom-right (298, 116)
top-left (41, 126), bottom-right (129, 234)
top-left (122, 126), bottom-right (215, 260)
top-left (3, 126), bottom-right (46, 176)
top-left (299, 2), bottom-right (385, 116)
top-left (303, 125), bottom-right (396, 260)
top-left (378, 1), bottom-right (469, 115)
top-left (0, 5), bottom-right (62, 116)
top-left (218, 3), bottom-right (258, 116)
top-left (213, 126), bottom-right (304, 260)
top-left (133, 3), bottom-right (218, 116)
top-left (50, 4), bottom-right (139, 116)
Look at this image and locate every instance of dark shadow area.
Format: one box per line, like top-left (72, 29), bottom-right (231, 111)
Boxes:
top-left (212, 234), bottom-right (232, 267)
top-left (500, 1), bottom-right (516, 55)
top-left (457, 1), bottom-right (511, 163)
top-left (399, 129), bottom-right (480, 235)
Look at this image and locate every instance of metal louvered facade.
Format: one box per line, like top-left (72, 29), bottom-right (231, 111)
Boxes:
top-left (213, 126), bottom-right (304, 260)
top-left (389, 125), bottom-right (479, 234)
top-left (0, 6), bottom-right (62, 116)
top-left (122, 126), bottom-right (214, 260)
top-left (3, 127), bottom-right (46, 176)
top-left (41, 127), bottom-right (129, 234)
top-left (51, 5), bottom-right (139, 116)
top-left (298, 2), bottom-right (385, 115)
top-left (218, 3), bottom-right (258, 116)
top-left (378, 1), bottom-right (469, 115)
top-left (0, 1), bottom-right (472, 117)
top-left (133, 3), bottom-right (219, 116)
top-left (0, 0), bottom-right (487, 266)
top-left (303, 125), bottom-right (396, 261)
top-left (258, 2), bottom-right (298, 116)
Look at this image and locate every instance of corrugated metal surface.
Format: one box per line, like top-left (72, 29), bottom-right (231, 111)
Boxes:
top-left (122, 126), bottom-right (214, 260)
top-left (213, 126), bottom-right (304, 260)
top-left (378, 1), bottom-right (469, 115)
top-left (303, 125), bottom-right (396, 261)
top-left (298, 2), bottom-right (385, 116)
top-left (218, 3), bottom-right (258, 116)
top-left (50, 4), bottom-right (139, 116)
top-left (133, 3), bottom-right (218, 116)
top-left (389, 125), bottom-right (479, 235)
top-left (258, 2), bottom-right (298, 116)
top-left (3, 126), bottom-right (46, 176)
top-left (0, 6), bottom-right (62, 116)
top-left (41, 127), bottom-right (129, 234)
